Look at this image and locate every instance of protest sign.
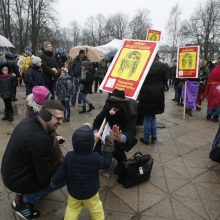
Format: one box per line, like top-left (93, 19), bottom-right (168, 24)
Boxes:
top-left (176, 46), bottom-right (200, 78)
top-left (99, 39), bottom-right (159, 100)
top-left (146, 29), bottom-right (161, 41)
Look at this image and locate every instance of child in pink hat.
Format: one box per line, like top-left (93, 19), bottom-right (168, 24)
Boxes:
top-left (26, 86), bottom-right (50, 118)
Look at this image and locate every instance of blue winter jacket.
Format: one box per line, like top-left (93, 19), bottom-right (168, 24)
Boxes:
top-left (52, 125), bottom-right (114, 200)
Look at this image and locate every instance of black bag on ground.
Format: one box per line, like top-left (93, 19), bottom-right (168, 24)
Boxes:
top-left (210, 126), bottom-right (220, 163)
top-left (117, 152), bottom-right (153, 188)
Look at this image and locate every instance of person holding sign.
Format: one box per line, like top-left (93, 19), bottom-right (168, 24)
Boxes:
top-left (93, 89), bottom-right (137, 174)
top-left (138, 55), bottom-right (167, 145)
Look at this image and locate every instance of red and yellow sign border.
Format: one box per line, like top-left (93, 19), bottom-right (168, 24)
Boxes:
top-left (146, 29), bottom-right (161, 41)
top-left (99, 39), bottom-right (159, 100)
top-left (176, 46), bottom-right (200, 78)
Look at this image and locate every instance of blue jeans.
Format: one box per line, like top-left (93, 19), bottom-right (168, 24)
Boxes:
top-left (71, 77), bottom-right (82, 105)
top-left (23, 186), bottom-right (54, 205)
top-left (144, 115), bottom-right (157, 141)
top-left (79, 92), bottom-right (91, 107)
top-left (61, 99), bottom-right (71, 119)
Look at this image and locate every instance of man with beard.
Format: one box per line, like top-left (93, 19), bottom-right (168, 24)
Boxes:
top-left (1, 100), bottom-right (65, 219)
top-left (93, 89), bottom-right (137, 174)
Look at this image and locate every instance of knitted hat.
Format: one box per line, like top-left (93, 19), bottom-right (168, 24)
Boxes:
top-left (31, 56), bottom-right (42, 65)
top-left (32, 86), bottom-right (50, 105)
top-left (107, 89), bottom-right (128, 103)
top-left (24, 46), bottom-right (32, 53)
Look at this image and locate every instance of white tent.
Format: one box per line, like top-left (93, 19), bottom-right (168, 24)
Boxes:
top-left (96, 39), bottom-right (122, 55)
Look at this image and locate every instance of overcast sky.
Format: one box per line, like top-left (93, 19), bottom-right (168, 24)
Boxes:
top-left (57, 0), bottom-right (203, 42)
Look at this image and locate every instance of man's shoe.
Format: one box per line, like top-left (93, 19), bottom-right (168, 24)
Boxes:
top-left (139, 137), bottom-right (149, 145)
top-left (196, 106), bottom-right (202, 111)
top-left (151, 137), bottom-right (157, 144)
top-left (186, 109), bottom-right (194, 118)
top-left (213, 115), bottom-right (219, 122)
top-left (87, 104), bottom-right (95, 112)
top-left (11, 195), bottom-right (40, 220)
top-left (79, 106), bottom-right (86, 114)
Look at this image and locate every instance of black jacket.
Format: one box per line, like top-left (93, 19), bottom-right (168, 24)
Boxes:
top-left (0, 63), bottom-right (13, 99)
top-left (69, 56), bottom-right (89, 78)
top-left (25, 66), bottom-right (45, 95)
top-left (40, 51), bottom-right (60, 84)
top-left (93, 100), bottom-right (137, 152)
top-left (52, 125), bottom-right (113, 200)
top-left (1, 117), bottom-right (61, 194)
top-left (138, 60), bottom-right (167, 116)
top-left (79, 69), bottom-right (93, 94)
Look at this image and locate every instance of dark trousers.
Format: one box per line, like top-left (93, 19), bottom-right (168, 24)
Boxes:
top-left (3, 98), bottom-right (13, 114)
top-left (61, 99), bottom-right (71, 119)
top-left (94, 78), bottom-right (103, 93)
top-left (46, 82), bottom-right (56, 99)
top-left (94, 141), bottom-right (127, 164)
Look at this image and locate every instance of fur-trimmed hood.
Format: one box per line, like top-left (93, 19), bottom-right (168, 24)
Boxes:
top-left (26, 94), bottom-right (42, 113)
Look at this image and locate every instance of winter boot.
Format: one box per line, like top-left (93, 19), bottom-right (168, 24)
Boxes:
top-left (79, 106), bottom-right (86, 114)
top-left (8, 113), bottom-right (14, 121)
top-left (87, 104), bottom-right (95, 112)
top-left (2, 112), bottom-right (9, 120)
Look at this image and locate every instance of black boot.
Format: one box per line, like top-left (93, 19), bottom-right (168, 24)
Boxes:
top-left (2, 112), bottom-right (9, 120)
top-left (213, 115), bottom-right (219, 122)
top-left (79, 106), bottom-right (86, 114)
top-left (8, 113), bottom-right (14, 121)
top-left (87, 104), bottom-right (95, 112)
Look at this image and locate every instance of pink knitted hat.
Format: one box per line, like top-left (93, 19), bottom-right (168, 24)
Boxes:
top-left (32, 86), bottom-right (50, 105)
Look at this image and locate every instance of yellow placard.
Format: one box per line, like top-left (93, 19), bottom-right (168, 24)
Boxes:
top-left (111, 48), bottom-right (150, 81)
top-left (148, 32), bottom-right (160, 41)
top-left (179, 52), bottom-right (197, 70)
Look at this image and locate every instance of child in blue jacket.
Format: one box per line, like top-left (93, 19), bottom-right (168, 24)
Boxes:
top-left (51, 123), bottom-right (114, 220)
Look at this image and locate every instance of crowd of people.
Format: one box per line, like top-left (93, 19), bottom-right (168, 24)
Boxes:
top-left (0, 41), bottom-right (220, 220)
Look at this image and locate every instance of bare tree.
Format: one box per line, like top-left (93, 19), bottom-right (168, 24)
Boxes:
top-left (129, 9), bottom-right (151, 40)
top-left (95, 14), bottom-right (106, 45)
top-left (166, 4), bottom-right (181, 60)
top-left (70, 21), bottom-right (81, 46)
top-left (0, 0), bottom-right (13, 41)
top-left (105, 13), bottom-right (129, 39)
top-left (28, 0), bottom-right (57, 53)
top-left (179, 0), bottom-right (220, 59)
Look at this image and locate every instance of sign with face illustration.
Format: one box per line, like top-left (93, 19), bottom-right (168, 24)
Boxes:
top-left (176, 46), bottom-right (200, 78)
top-left (146, 29), bottom-right (161, 41)
top-left (99, 39), bottom-right (159, 100)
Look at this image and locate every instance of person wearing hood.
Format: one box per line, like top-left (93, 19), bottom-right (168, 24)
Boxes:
top-left (40, 41), bottom-right (60, 99)
top-left (25, 56), bottom-right (45, 95)
top-left (0, 63), bottom-right (16, 121)
top-left (51, 124), bottom-right (114, 220)
top-left (56, 67), bottom-right (73, 122)
top-left (5, 51), bottom-right (20, 101)
top-left (78, 60), bottom-right (95, 113)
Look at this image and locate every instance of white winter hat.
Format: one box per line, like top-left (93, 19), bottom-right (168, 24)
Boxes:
top-left (31, 55), bottom-right (42, 65)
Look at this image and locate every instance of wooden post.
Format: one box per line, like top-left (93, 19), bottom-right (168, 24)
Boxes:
top-left (183, 81), bottom-right (187, 119)
top-left (93, 118), bottom-right (106, 149)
